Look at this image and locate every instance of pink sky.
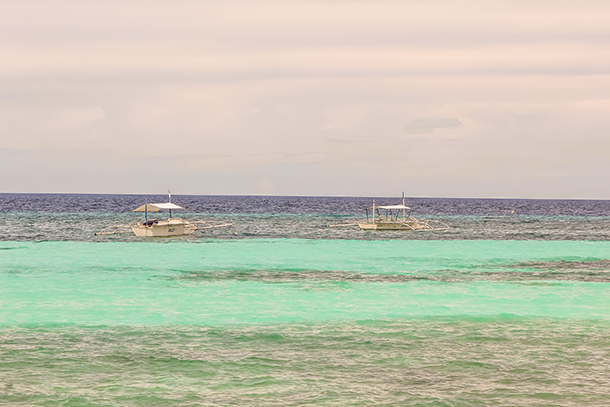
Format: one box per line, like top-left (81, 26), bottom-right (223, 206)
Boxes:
top-left (1, 0), bottom-right (609, 198)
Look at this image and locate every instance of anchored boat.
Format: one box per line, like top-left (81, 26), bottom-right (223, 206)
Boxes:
top-left (331, 193), bottom-right (449, 231)
top-left (130, 202), bottom-right (198, 237)
top-left (96, 193), bottom-right (231, 237)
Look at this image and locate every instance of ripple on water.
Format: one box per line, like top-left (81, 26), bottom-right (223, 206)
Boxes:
top-left (2, 319), bottom-right (610, 406)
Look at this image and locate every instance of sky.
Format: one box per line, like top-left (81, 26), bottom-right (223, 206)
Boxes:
top-left (1, 0), bottom-right (609, 199)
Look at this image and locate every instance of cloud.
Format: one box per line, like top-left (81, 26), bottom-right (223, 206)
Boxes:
top-left (48, 106), bottom-right (106, 130)
top-left (403, 118), bottom-right (463, 136)
top-left (0, 0), bottom-right (609, 197)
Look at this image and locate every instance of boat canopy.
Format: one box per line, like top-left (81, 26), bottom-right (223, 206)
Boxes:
top-left (377, 205), bottom-right (411, 210)
top-left (133, 203), bottom-right (184, 212)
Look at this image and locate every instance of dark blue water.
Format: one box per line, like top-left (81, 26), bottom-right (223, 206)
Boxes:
top-left (2, 193), bottom-right (610, 216)
top-left (1, 193), bottom-right (609, 242)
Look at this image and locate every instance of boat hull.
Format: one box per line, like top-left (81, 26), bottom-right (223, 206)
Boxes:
top-left (130, 218), bottom-right (195, 237)
top-left (358, 221), bottom-right (428, 231)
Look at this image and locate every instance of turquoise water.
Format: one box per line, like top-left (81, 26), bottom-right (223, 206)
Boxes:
top-left (2, 238), bottom-right (610, 405)
top-left (2, 240), bottom-right (610, 325)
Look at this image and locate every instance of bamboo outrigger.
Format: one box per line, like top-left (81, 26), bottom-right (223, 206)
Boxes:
top-left (331, 193), bottom-right (449, 231)
top-left (95, 192), bottom-right (231, 237)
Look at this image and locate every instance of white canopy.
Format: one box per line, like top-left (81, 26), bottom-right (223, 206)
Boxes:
top-left (377, 205), bottom-right (411, 210)
top-left (133, 203), bottom-right (184, 212)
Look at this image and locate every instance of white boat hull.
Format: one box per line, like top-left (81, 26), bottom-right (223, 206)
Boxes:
top-left (130, 218), bottom-right (196, 237)
top-left (358, 221), bottom-right (429, 231)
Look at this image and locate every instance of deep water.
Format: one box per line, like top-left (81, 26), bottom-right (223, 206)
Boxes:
top-left (1, 194), bottom-right (610, 406)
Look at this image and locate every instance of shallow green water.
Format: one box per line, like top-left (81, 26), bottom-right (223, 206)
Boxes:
top-left (2, 239), bottom-right (610, 405)
top-left (2, 239), bottom-right (610, 325)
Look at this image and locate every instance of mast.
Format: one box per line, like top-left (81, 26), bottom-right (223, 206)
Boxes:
top-left (168, 189), bottom-right (172, 218)
top-left (372, 199), bottom-right (376, 223)
top-left (402, 191), bottom-right (405, 222)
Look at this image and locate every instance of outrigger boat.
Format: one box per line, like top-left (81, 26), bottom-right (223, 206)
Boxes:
top-left (95, 193), bottom-right (231, 237)
top-left (331, 193), bottom-right (449, 231)
top-left (129, 202), bottom-right (199, 237)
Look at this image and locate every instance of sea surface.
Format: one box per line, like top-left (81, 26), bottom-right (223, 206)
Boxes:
top-left (1, 193), bottom-right (610, 406)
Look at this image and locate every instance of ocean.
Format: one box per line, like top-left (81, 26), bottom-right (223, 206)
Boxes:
top-left (1, 194), bottom-right (610, 406)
